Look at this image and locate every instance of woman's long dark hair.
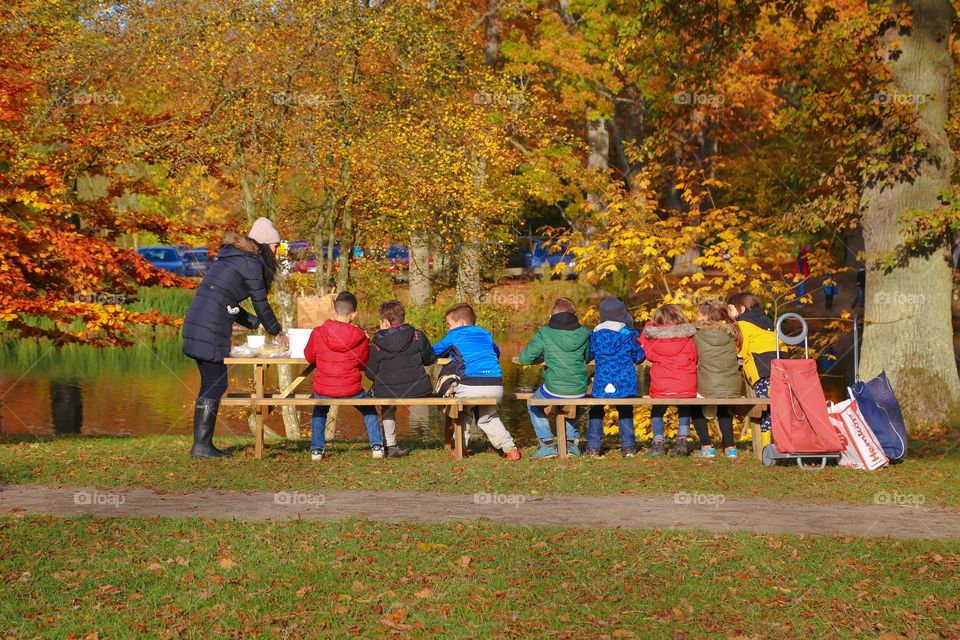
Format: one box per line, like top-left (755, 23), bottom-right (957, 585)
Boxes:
top-left (257, 242), bottom-right (279, 292)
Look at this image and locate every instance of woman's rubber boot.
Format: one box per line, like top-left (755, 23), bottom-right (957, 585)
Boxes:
top-left (190, 398), bottom-right (232, 458)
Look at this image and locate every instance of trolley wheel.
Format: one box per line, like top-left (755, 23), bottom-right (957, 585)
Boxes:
top-left (761, 444), bottom-right (777, 467)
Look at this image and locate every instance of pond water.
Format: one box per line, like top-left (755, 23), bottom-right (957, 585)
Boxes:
top-left (0, 331), bottom-right (859, 445)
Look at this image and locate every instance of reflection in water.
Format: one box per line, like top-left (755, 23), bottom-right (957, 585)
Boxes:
top-left (0, 334), bottom-right (865, 444)
top-left (50, 379), bottom-right (82, 434)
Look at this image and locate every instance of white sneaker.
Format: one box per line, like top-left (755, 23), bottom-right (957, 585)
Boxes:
top-left (311, 449), bottom-right (324, 461)
top-left (371, 446), bottom-right (385, 459)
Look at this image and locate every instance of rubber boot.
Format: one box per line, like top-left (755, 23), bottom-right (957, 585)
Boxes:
top-left (190, 398), bottom-right (232, 458)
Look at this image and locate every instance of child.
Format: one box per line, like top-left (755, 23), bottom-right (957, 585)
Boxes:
top-left (366, 300), bottom-right (437, 458)
top-left (585, 297), bottom-right (645, 458)
top-left (692, 300), bottom-right (742, 459)
top-left (726, 293), bottom-right (779, 439)
top-left (639, 304), bottom-right (697, 456)
top-left (519, 298), bottom-right (591, 458)
top-left (432, 303), bottom-right (521, 460)
top-left (304, 291), bottom-right (383, 461)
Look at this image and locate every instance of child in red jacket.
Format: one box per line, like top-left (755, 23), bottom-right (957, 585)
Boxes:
top-left (639, 304), bottom-right (697, 456)
top-left (304, 291), bottom-right (383, 461)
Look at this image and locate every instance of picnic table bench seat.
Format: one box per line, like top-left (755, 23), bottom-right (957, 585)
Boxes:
top-left (223, 357), bottom-right (771, 462)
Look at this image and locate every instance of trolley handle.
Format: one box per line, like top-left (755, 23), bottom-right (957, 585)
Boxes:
top-left (775, 312), bottom-right (809, 359)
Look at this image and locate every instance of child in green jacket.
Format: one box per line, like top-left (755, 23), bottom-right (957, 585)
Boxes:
top-left (519, 298), bottom-right (591, 458)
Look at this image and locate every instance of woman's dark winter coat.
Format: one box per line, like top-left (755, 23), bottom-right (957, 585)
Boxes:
top-left (182, 232), bottom-right (282, 363)
top-left (366, 323), bottom-right (437, 398)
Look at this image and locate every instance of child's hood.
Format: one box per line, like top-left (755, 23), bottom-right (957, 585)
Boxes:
top-left (591, 321), bottom-right (638, 357)
top-left (694, 320), bottom-right (737, 347)
top-left (738, 307), bottom-right (774, 331)
top-left (643, 322), bottom-right (696, 356)
top-left (319, 319), bottom-right (368, 353)
top-left (373, 323), bottom-right (416, 354)
top-left (542, 312), bottom-right (590, 352)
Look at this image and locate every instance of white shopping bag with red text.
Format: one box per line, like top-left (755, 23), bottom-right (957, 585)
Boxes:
top-left (827, 399), bottom-right (889, 471)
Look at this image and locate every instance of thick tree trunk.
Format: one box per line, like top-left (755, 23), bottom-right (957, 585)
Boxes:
top-left (586, 113), bottom-right (609, 219)
top-left (336, 157), bottom-right (353, 294)
top-left (273, 268), bottom-right (300, 439)
top-left (408, 232), bottom-right (431, 306)
top-left (860, 0), bottom-right (960, 424)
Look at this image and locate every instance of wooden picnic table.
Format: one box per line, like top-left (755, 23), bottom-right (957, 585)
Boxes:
top-left (220, 357), bottom-right (491, 460)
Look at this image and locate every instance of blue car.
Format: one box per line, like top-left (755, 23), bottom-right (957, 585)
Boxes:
top-left (526, 241), bottom-right (577, 279)
top-left (137, 246), bottom-right (185, 276)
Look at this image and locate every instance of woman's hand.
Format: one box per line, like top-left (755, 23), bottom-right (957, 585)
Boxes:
top-left (274, 332), bottom-right (290, 349)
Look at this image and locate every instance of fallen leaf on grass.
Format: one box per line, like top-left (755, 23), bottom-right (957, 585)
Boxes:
top-left (218, 557), bottom-right (237, 570)
top-left (415, 588), bottom-right (433, 599)
top-left (458, 555), bottom-right (472, 568)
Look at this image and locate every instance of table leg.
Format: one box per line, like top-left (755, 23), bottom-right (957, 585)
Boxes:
top-left (443, 404), bottom-right (457, 452)
top-left (748, 415), bottom-right (762, 460)
top-left (453, 413), bottom-right (464, 461)
top-left (254, 363), bottom-right (266, 460)
top-left (556, 412), bottom-right (568, 458)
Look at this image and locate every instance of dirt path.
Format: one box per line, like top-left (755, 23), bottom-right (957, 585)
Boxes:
top-left (2, 484), bottom-right (958, 539)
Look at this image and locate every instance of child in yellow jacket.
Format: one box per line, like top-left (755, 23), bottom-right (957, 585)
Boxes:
top-left (727, 293), bottom-right (779, 434)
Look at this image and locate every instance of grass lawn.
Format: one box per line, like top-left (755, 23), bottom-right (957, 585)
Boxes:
top-left (2, 435), bottom-right (958, 508)
top-left (2, 515), bottom-right (958, 639)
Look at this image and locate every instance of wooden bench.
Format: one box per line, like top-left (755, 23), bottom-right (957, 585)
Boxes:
top-left (221, 357), bottom-right (495, 460)
top-left (523, 396), bottom-right (771, 459)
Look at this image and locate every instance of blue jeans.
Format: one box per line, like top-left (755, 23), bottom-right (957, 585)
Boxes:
top-left (527, 386), bottom-right (581, 443)
top-left (310, 391), bottom-right (382, 451)
top-left (650, 404), bottom-right (691, 442)
top-left (587, 405), bottom-right (635, 450)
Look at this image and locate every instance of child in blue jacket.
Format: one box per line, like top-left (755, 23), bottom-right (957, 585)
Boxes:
top-left (432, 303), bottom-right (520, 460)
top-left (585, 297), bottom-right (645, 457)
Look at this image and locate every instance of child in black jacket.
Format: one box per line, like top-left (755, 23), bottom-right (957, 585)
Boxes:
top-left (366, 300), bottom-right (437, 457)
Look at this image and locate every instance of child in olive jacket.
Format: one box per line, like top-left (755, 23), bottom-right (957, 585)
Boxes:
top-left (519, 298), bottom-right (591, 458)
top-left (692, 300), bottom-right (743, 459)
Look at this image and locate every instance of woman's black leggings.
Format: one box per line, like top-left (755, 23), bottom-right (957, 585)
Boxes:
top-left (691, 405), bottom-right (735, 449)
top-left (196, 359), bottom-right (229, 401)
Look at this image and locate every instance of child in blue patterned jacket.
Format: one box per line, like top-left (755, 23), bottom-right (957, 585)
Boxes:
top-left (585, 297), bottom-right (645, 457)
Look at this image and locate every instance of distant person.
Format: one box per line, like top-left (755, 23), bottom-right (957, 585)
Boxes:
top-left (519, 298), bottom-right (592, 458)
top-left (182, 217), bottom-right (288, 458)
top-left (822, 273), bottom-right (838, 310)
top-left (639, 304), bottom-right (697, 456)
top-left (365, 300), bottom-right (437, 458)
top-left (793, 245), bottom-right (810, 306)
top-left (853, 267), bottom-right (866, 308)
top-left (433, 303), bottom-right (521, 460)
top-left (585, 297), bottom-right (645, 458)
top-left (304, 291), bottom-right (384, 461)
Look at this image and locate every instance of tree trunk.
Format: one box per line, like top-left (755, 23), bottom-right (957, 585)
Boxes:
top-left (586, 112), bottom-right (609, 226)
top-left (273, 268), bottom-right (300, 439)
top-left (860, 0), bottom-right (960, 425)
top-left (336, 156), bottom-right (353, 294)
top-left (409, 232), bottom-right (431, 306)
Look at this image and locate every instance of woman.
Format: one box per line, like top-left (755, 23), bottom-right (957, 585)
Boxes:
top-left (182, 217), bottom-right (288, 458)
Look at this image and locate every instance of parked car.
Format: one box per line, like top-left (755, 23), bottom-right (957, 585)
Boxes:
top-left (488, 242), bottom-right (531, 279)
top-left (137, 246), bottom-right (186, 276)
top-left (292, 245), bottom-right (363, 274)
top-left (181, 249), bottom-right (212, 278)
top-left (174, 244), bottom-right (192, 257)
top-left (526, 241), bottom-right (577, 279)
